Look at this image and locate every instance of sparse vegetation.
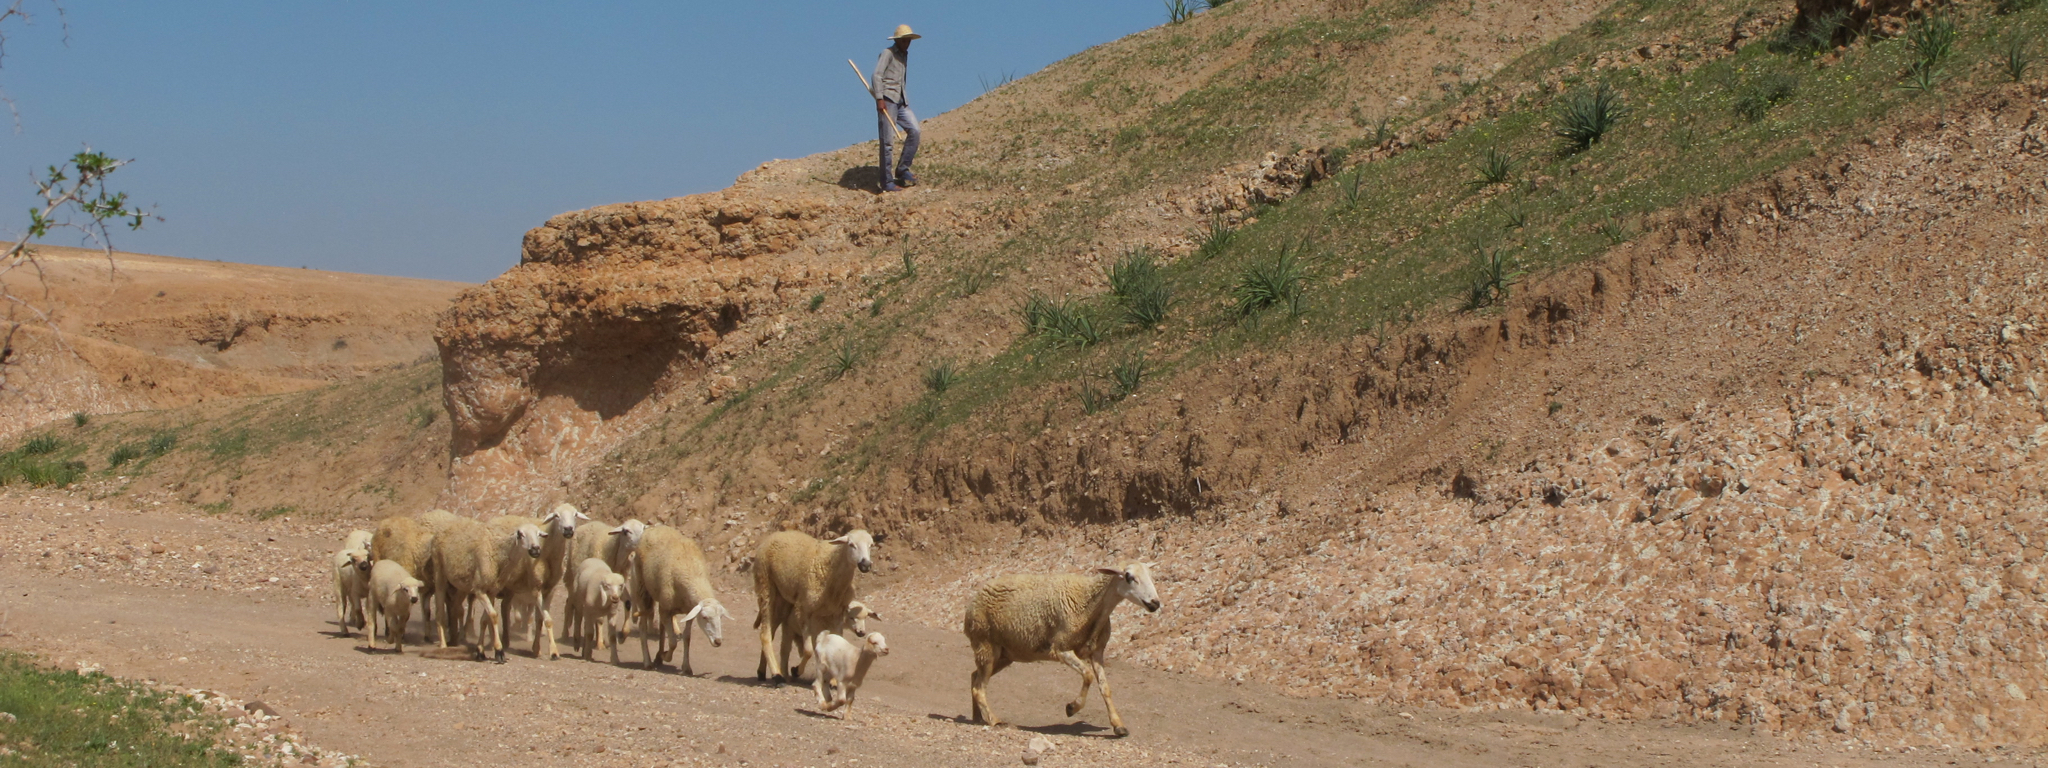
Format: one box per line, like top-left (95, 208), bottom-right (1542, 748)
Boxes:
top-left (2000, 33), bottom-right (2035, 82)
top-left (978, 70), bottom-right (1019, 95)
top-left (2000, 0), bottom-right (2044, 14)
top-left (1907, 14), bottom-right (1960, 68)
top-left (1463, 248), bottom-right (1522, 311)
top-left (1553, 83), bottom-right (1625, 153)
top-left (70, 412), bottom-right (89, 428)
top-left (1107, 248), bottom-right (1172, 328)
top-left (1079, 381), bottom-right (1112, 414)
top-left (807, 293), bottom-right (826, 312)
top-left (1780, 9), bottom-right (1851, 55)
top-left (1110, 354), bottom-right (1146, 399)
top-left (1165, 0), bottom-right (1196, 24)
top-left (0, 437), bottom-right (84, 487)
top-left (1734, 71), bottom-right (1799, 121)
top-left (1194, 215), bottom-right (1237, 259)
top-left (1231, 246), bottom-right (1306, 318)
top-left (0, 652), bottom-right (244, 767)
top-left (107, 443), bottom-right (143, 469)
top-left (1022, 293), bottom-right (1104, 347)
top-left (408, 402), bottom-right (439, 429)
top-left (828, 339), bottom-right (860, 380)
top-left (1470, 148), bottom-right (1515, 187)
top-left (252, 504), bottom-right (295, 520)
top-left (923, 360), bottom-right (959, 394)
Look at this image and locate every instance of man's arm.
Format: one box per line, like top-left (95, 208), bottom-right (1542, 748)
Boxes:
top-left (873, 51), bottom-right (890, 111)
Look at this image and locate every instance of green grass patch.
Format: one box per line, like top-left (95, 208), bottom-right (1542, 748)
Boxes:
top-left (0, 651), bottom-right (244, 766)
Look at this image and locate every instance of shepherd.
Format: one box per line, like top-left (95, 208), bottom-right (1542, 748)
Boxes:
top-left (872, 24), bottom-right (922, 193)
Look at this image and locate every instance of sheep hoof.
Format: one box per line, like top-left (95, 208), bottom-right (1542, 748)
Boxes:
top-left (1111, 726), bottom-right (1129, 738)
top-left (1065, 702), bottom-right (1083, 717)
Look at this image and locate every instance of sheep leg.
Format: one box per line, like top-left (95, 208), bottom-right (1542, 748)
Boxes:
top-left (640, 606), bottom-right (661, 670)
top-left (675, 618), bottom-right (693, 676)
top-left (757, 600), bottom-right (787, 681)
top-left (969, 646), bottom-right (1010, 726)
top-left (1058, 650), bottom-right (1097, 717)
top-left (1093, 659), bottom-right (1128, 738)
top-left (482, 594), bottom-right (506, 664)
top-left (392, 611), bottom-right (408, 655)
top-left (534, 594), bottom-right (557, 661)
top-left (607, 608), bottom-right (623, 666)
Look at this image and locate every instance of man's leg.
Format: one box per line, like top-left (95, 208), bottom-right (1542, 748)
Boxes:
top-left (893, 104), bottom-right (922, 184)
top-left (877, 106), bottom-right (899, 190)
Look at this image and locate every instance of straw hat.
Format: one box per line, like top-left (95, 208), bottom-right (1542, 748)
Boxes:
top-left (889, 24), bottom-right (922, 41)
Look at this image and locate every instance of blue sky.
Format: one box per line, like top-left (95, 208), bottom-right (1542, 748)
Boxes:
top-left (0, 2), bottom-right (1164, 282)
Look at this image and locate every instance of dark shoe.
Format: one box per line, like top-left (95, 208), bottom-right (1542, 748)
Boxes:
top-left (881, 181), bottom-right (903, 193)
top-left (897, 171), bottom-right (919, 187)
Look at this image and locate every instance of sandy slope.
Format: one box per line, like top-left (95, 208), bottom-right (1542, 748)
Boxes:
top-left (1, 246), bottom-right (467, 439)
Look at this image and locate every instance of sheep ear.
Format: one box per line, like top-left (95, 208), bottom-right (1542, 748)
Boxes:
top-left (575, 510), bottom-right (591, 520)
top-left (679, 603), bottom-right (706, 623)
top-left (872, 532), bottom-right (888, 545)
top-left (719, 605), bottom-right (737, 620)
top-left (608, 528), bottom-right (628, 536)
top-left (826, 534), bottom-right (851, 545)
top-left (1094, 567), bottom-right (1125, 576)
top-left (868, 610), bottom-right (883, 621)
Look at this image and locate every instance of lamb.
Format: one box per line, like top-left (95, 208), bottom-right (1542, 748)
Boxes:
top-left (564, 558), bottom-right (628, 662)
top-left (367, 560), bottom-right (425, 654)
top-left (751, 528), bottom-right (882, 682)
top-left (429, 516), bottom-right (546, 662)
top-left (571, 517), bottom-right (646, 610)
top-left (489, 504), bottom-right (587, 660)
top-left (811, 631), bottom-right (889, 721)
top-left (342, 529), bottom-right (374, 554)
top-left (330, 548), bottom-right (373, 636)
top-left (963, 563), bottom-right (1162, 738)
top-left (634, 525), bottom-right (733, 675)
top-left (370, 515), bottom-right (439, 627)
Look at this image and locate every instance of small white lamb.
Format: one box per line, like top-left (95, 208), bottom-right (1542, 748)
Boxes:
top-left (566, 557), bottom-right (628, 663)
top-left (330, 548), bottom-right (373, 637)
top-left (367, 560), bottom-right (425, 653)
top-left (812, 631), bottom-right (889, 720)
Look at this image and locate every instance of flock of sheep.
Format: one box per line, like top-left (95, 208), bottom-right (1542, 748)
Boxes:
top-left (328, 504), bottom-right (1164, 734)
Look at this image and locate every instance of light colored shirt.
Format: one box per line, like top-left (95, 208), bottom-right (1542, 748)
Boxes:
top-left (872, 47), bottom-right (907, 104)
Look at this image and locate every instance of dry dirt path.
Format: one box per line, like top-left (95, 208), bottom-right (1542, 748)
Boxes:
top-left (0, 491), bottom-right (2019, 768)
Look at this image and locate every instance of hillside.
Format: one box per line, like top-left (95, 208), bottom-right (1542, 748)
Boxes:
top-left (15, 0), bottom-right (2048, 752)
top-left (0, 246), bottom-right (467, 440)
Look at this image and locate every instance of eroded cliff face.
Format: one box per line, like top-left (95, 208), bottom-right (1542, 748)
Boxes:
top-left (433, 170), bottom-right (991, 510)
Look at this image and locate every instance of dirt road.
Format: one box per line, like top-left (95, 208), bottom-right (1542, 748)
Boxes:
top-left (0, 491), bottom-right (2018, 767)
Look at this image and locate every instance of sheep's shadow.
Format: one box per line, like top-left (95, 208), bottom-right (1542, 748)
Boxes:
top-left (794, 708), bottom-right (844, 721)
top-left (922, 714), bottom-right (1119, 739)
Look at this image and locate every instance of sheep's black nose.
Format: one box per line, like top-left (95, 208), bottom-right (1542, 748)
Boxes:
top-left (1145, 600), bottom-right (1161, 612)
top-left (858, 561), bottom-right (872, 573)
top-left (528, 547), bottom-right (542, 558)
top-left (562, 529), bottom-right (575, 539)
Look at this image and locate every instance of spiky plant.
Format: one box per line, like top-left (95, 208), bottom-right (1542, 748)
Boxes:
top-left (1553, 83), bottom-right (1626, 153)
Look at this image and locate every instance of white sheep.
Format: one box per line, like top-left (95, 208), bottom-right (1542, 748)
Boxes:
top-left (634, 525), bottom-right (733, 675)
top-left (812, 631), bottom-right (889, 720)
top-left (489, 504), bottom-right (587, 660)
top-left (751, 529), bottom-right (882, 682)
top-left (964, 563), bottom-right (1162, 737)
top-left (565, 558), bottom-right (628, 662)
top-left (342, 529), bottom-right (374, 554)
top-left (430, 516), bottom-right (546, 662)
top-left (370, 515), bottom-right (438, 627)
top-left (571, 517), bottom-right (646, 621)
top-left (330, 548), bottom-right (373, 637)
top-left (367, 560), bottom-right (425, 654)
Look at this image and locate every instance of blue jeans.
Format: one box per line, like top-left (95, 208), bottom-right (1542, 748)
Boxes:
top-left (878, 101), bottom-right (920, 184)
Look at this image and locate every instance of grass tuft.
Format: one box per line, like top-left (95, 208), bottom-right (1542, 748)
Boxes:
top-left (923, 360), bottom-right (959, 394)
top-left (1553, 83), bottom-right (1625, 153)
top-left (1165, 0), bottom-right (1196, 24)
top-left (1194, 215), bottom-right (1237, 260)
top-left (1470, 148), bottom-right (1515, 187)
top-left (1107, 248), bottom-right (1173, 328)
top-left (107, 444), bottom-right (143, 469)
top-left (1110, 354), bottom-right (1147, 399)
top-left (1734, 71), bottom-right (1800, 121)
top-left (2000, 33), bottom-right (2036, 82)
top-left (1907, 14), bottom-right (1959, 68)
top-left (1999, 0), bottom-right (2044, 13)
top-left (1463, 248), bottom-right (1524, 311)
top-left (70, 412), bottom-right (89, 428)
top-left (1023, 293), bottom-right (1104, 347)
top-left (827, 339), bottom-right (860, 380)
top-left (807, 293), bottom-right (826, 312)
top-left (0, 438), bottom-right (83, 487)
top-left (1232, 245), bottom-right (1306, 318)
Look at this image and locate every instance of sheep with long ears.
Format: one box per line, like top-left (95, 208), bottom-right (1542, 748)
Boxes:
top-left (963, 562), bottom-right (1162, 737)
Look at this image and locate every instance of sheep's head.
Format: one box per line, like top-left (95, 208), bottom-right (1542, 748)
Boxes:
top-left (675, 599), bottom-right (736, 647)
top-left (608, 519), bottom-right (648, 552)
top-left (843, 600), bottom-right (882, 637)
top-left (828, 530), bottom-right (879, 573)
top-left (344, 549), bottom-right (372, 572)
top-left (1096, 563), bottom-right (1162, 613)
top-left (401, 578), bottom-right (423, 604)
top-left (864, 632), bottom-right (890, 657)
top-left (512, 524), bottom-right (547, 558)
top-left (546, 502), bottom-right (589, 539)
top-left (600, 573), bottom-right (626, 606)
